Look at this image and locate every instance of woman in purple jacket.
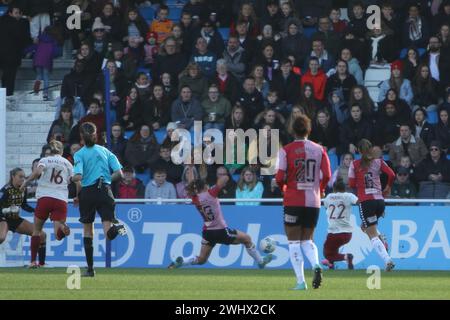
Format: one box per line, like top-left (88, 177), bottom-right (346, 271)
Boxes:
top-left (33, 26), bottom-right (59, 101)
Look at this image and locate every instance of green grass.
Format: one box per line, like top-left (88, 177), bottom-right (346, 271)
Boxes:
top-left (0, 268), bottom-right (449, 300)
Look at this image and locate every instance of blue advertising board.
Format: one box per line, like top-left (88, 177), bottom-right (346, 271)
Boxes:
top-left (5, 205), bottom-right (450, 270)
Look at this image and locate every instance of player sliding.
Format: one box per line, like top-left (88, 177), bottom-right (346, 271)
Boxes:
top-left (21, 140), bottom-right (72, 268)
top-left (322, 179), bottom-right (358, 270)
top-left (275, 115), bottom-right (331, 290)
top-left (348, 139), bottom-right (396, 271)
top-left (0, 168), bottom-right (47, 266)
top-left (168, 166), bottom-right (273, 269)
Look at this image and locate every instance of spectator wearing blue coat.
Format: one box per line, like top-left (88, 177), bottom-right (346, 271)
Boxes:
top-left (235, 167), bottom-right (264, 206)
top-left (378, 60), bottom-right (414, 106)
top-left (190, 37), bottom-right (217, 79)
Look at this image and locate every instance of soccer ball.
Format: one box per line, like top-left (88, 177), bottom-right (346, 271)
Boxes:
top-left (259, 237), bottom-right (277, 254)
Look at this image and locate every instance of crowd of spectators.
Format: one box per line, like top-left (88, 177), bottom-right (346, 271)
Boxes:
top-left (2, 0), bottom-right (450, 202)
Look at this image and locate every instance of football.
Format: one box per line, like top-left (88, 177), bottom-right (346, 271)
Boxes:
top-left (259, 237), bottom-right (277, 253)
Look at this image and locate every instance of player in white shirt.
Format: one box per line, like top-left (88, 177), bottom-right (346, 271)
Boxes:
top-left (21, 140), bottom-right (73, 268)
top-left (322, 179), bottom-right (358, 270)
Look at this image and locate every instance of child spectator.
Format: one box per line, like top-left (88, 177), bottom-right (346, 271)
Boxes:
top-left (144, 31), bottom-right (159, 67)
top-left (112, 167), bottom-right (145, 199)
top-left (329, 7), bottom-right (347, 35)
top-left (236, 167), bottom-right (264, 206)
top-left (150, 5), bottom-right (174, 45)
top-left (145, 168), bottom-right (177, 201)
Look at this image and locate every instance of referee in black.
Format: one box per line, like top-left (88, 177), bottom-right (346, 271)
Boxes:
top-left (72, 122), bottom-right (126, 277)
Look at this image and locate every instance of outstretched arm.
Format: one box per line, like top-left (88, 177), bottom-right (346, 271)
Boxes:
top-left (20, 165), bottom-right (44, 191)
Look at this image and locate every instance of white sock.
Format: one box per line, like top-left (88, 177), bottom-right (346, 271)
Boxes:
top-left (246, 243), bottom-right (263, 264)
top-left (301, 240), bottom-right (320, 268)
top-left (182, 255), bottom-right (198, 266)
top-left (371, 237), bottom-right (391, 264)
top-left (288, 241), bottom-right (305, 284)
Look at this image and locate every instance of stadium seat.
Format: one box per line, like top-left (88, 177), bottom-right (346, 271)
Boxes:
top-left (232, 174), bottom-right (240, 182)
top-left (139, 7), bottom-right (155, 21)
top-left (303, 27), bottom-right (317, 39)
top-left (218, 28), bottom-right (230, 42)
top-left (125, 130), bottom-right (134, 139)
top-left (136, 169), bottom-right (151, 185)
top-left (168, 7), bottom-right (182, 21)
top-left (427, 110), bottom-right (438, 124)
top-left (368, 86), bottom-right (381, 103)
top-left (0, 6), bottom-right (7, 16)
top-left (328, 152), bottom-right (339, 172)
top-left (364, 67), bottom-right (391, 87)
top-left (166, 0), bottom-right (187, 6)
top-left (154, 128), bottom-right (167, 144)
top-left (340, 8), bottom-right (349, 21)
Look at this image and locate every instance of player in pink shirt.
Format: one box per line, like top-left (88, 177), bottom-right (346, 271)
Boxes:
top-left (276, 115), bottom-right (331, 290)
top-left (168, 166), bottom-right (273, 269)
top-left (348, 139), bottom-right (395, 271)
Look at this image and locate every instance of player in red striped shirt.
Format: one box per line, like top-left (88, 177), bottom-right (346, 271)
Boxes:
top-left (348, 139), bottom-right (396, 271)
top-left (276, 115), bottom-right (331, 290)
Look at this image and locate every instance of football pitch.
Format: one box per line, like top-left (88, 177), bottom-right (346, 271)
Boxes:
top-left (0, 268), bottom-right (449, 300)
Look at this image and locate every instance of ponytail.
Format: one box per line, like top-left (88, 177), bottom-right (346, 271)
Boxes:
top-left (80, 122), bottom-right (97, 147)
top-left (358, 139), bottom-right (374, 169)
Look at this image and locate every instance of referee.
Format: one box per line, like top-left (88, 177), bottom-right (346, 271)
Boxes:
top-left (72, 122), bottom-right (126, 277)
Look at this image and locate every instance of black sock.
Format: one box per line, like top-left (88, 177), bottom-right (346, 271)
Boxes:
top-left (83, 237), bottom-right (94, 270)
top-left (38, 243), bottom-right (46, 265)
top-left (107, 225), bottom-right (118, 240)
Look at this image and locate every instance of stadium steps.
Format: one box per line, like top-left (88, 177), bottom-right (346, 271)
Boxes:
top-left (6, 92), bottom-right (58, 175)
top-left (16, 59), bottom-right (74, 81)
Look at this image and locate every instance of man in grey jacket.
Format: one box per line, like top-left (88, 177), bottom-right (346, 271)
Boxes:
top-left (171, 86), bottom-right (203, 130)
top-left (222, 36), bottom-right (247, 83)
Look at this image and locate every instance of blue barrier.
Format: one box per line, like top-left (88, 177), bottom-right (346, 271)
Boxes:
top-left (11, 204), bottom-right (450, 270)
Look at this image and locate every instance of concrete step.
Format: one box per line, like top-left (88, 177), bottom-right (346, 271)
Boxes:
top-left (14, 79), bottom-right (63, 91)
top-left (6, 132), bottom-right (48, 146)
top-left (6, 111), bottom-right (55, 123)
top-left (7, 123), bottom-right (50, 134)
top-left (16, 58), bottom-right (74, 80)
top-left (6, 145), bottom-right (44, 155)
top-left (12, 103), bottom-right (56, 112)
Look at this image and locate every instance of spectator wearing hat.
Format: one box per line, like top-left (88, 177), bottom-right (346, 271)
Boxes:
top-left (88, 17), bottom-right (111, 58)
top-left (144, 31), bottom-right (159, 67)
top-left (112, 166), bottom-right (145, 199)
top-left (194, 19), bottom-right (225, 57)
top-left (391, 166), bottom-right (418, 200)
top-left (415, 141), bottom-right (450, 199)
top-left (378, 60), bottom-right (414, 106)
top-left (389, 124), bottom-right (428, 167)
top-left (150, 5), bottom-right (174, 45)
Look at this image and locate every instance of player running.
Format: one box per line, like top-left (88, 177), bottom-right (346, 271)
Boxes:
top-left (322, 179), bottom-right (358, 270)
top-left (276, 115), bottom-right (331, 290)
top-left (348, 139), bottom-right (396, 271)
top-left (21, 140), bottom-right (73, 268)
top-left (0, 168), bottom-right (47, 265)
top-left (168, 166), bottom-right (273, 269)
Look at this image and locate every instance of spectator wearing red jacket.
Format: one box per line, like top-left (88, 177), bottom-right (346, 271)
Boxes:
top-left (112, 167), bottom-right (145, 199)
top-left (301, 57), bottom-right (327, 102)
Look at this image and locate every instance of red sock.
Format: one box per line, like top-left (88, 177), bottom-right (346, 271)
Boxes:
top-left (30, 236), bottom-right (40, 263)
top-left (56, 228), bottom-right (65, 240)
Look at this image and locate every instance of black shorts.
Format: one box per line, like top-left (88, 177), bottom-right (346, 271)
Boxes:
top-left (79, 184), bottom-right (116, 224)
top-left (202, 228), bottom-right (238, 247)
top-left (359, 200), bottom-right (385, 228)
top-left (5, 217), bottom-right (25, 233)
top-left (283, 206), bottom-right (320, 228)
